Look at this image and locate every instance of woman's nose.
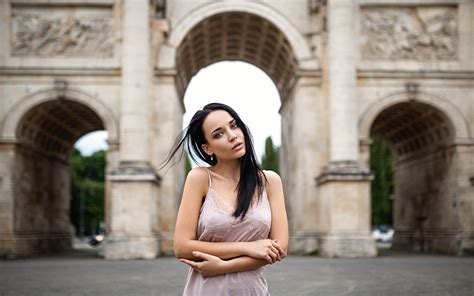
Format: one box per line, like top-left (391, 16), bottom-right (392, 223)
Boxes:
top-left (228, 131), bottom-right (237, 141)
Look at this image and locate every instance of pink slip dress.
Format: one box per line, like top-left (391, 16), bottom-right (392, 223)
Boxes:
top-left (182, 168), bottom-right (272, 295)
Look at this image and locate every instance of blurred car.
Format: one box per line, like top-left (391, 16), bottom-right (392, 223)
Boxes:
top-left (372, 224), bottom-right (394, 243)
top-left (88, 234), bottom-right (104, 247)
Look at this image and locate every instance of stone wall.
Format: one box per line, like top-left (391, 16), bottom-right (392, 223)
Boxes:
top-left (0, 0), bottom-right (472, 258)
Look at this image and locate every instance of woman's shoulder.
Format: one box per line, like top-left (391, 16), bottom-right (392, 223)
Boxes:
top-left (186, 167), bottom-right (211, 190)
top-left (187, 166), bottom-right (210, 180)
top-left (261, 170), bottom-right (282, 187)
top-left (261, 170), bottom-right (283, 201)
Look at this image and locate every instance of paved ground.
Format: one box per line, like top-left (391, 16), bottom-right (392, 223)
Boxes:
top-left (1, 248), bottom-right (473, 296)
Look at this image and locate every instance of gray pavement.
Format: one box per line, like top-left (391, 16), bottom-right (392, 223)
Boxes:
top-left (1, 249), bottom-right (473, 296)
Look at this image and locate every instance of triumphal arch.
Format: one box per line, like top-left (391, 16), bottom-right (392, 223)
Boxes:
top-left (0, 0), bottom-right (473, 259)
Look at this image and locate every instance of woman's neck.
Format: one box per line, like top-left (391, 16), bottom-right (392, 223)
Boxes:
top-left (211, 160), bottom-right (241, 181)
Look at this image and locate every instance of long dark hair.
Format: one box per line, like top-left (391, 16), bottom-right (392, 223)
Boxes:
top-left (160, 102), bottom-right (266, 219)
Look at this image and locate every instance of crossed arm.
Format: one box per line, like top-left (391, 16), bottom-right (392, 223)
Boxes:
top-left (174, 168), bottom-right (289, 277)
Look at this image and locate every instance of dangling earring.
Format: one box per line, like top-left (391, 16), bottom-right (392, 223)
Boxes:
top-left (210, 154), bottom-right (214, 162)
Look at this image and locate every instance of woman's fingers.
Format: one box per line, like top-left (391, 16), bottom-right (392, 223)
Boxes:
top-left (265, 255), bottom-right (273, 264)
top-left (268, 248), bottom-right (279, 263)
top-left (180, 258), bottom-right (200, 269)
top-left (270, 246), bottom-right (281, 261)
top-left (192, 251), bottom-right (215, 261)
top-left (272, 240), bottom-right (286, 258)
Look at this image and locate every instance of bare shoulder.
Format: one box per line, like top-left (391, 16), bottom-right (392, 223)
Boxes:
top-left (185, 167), bottom-right (210, 194)
top-left (261, 170), bottom-right (283, 190)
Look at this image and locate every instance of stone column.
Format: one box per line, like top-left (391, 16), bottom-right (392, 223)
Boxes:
top-left (0, 143), bottom-right (15, 256)
top-left (105, 0), bottom-right (160, 259)
top-left (119, 0), bottom-right (151, 165)
top-left (316, 0), bottom-right (376, 257)
top-left (281, 75), bottom-right (324, 254)
top-left (456, 143), bottom-right (474, 255)
top-left (151, 72), bottom-right (184, 256)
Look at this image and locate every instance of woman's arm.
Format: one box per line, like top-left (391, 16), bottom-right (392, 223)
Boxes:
top-left (179, 170), bottom-right (289, 277)
top-left (174, 168), bottom-right (283, 262)
top-left (180, 251), bottom-right (269, 277)
top-left (265, 170), bottom-right (289, 256)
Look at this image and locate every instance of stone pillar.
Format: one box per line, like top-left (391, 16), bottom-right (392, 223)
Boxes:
top-left (452, 142), bottom-right (474, 255)
top-left (316, 0), bottom-right (376, 257)
top-left (119, 0), bottom-right (151, 164)
top-left (0, 143), bottom-right (15, 256)
top-left (151, 72), bottom-right (185, 256)
top-left (281, 75), bottom-right (324, 254)
top-left (105, 0), bottom-right (160, 259)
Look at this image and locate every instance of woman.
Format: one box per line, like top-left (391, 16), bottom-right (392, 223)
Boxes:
top-left (162, 103), bottom-right (288, 295)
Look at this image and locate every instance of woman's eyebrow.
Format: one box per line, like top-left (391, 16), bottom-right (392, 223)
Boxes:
top-left (211, 119), bottom-right (236, 134)
top-left (211, 126), bottom-right (222, 134)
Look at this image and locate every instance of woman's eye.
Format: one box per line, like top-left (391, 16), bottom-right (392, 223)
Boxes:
top-left (213, 132), bottom-right (223, 139)
top-left (231, 123), bottom-right (239, 129)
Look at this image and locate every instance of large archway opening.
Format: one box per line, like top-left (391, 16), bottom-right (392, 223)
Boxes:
top-left (161, 11), bottom-right (300, 253)
top-left (370, 101), bottom-right (457, 253)
top-left (182, 61), bottom-right (281, 165)
top-left (175, 12), bottom-right (297, 100)
top-left (13, 99), bottom-right (106, 255)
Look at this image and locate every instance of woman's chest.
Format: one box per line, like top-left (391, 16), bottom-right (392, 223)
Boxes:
top-left (197, 191), bottom-right (271, 241)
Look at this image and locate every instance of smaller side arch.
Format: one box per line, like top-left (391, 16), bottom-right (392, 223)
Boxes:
top-left (158, 1), bottom-right (318, 70)
top-left (359, 91), bottom-right (471, 141)
top-left (1, 87), bottom-right (119, 143)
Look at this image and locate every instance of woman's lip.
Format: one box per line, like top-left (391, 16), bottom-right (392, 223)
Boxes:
top-left (232, 143), bottom-right (243, 150)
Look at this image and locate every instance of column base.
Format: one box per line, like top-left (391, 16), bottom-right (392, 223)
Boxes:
top-left (104, 235), bottom-right (160, 259)
top-left (393, 230), bottom-right (474, 255)
top-left (107, 161), bottom-right (161, 260)
top-left (289, 231), bottom-right (319, 255)
top-left (1, 233), bottom-right (72, 257)
top-left (316, 160), bottom-right (376, 258)
top-left (319, 234), bottom-right (377, 258)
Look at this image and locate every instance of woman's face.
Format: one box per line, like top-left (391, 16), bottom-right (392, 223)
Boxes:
top-left (201, 109), bottom-right (246, 162)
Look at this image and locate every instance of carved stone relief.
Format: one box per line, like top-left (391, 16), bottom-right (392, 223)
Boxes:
top-left (11, 6), bottom-right (114, 57)
top-left (360, 6), bottom-right (458, 60)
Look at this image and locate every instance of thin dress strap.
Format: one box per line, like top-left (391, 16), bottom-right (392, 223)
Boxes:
top-left (203, 167), bottom-right (212, 188)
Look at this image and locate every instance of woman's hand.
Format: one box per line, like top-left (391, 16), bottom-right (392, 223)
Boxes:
top-left (180, 251), bottom-right (229, 277)
top-left (246, 239), bottom-right (286, 264)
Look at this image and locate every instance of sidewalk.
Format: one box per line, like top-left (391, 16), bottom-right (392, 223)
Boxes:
top-left (1, 250), bottom-right (473, 296)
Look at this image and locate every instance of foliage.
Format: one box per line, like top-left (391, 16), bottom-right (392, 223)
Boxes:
top-left (185, 151), bottom-right (193, 175)
top-left (261, 136), bottom-right (279, 174)
top-left (70, 148), bottom-right (105, 236)
top-left (370, 136), bottom-right (394, 226)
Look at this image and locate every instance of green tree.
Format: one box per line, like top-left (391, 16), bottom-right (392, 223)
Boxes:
top-left (185, 151), bottom-right (193, 175)
top-left (70, 149), bottom-right (105, 236)
top-left (261, 136), bottom-right (279, 173)
top-left (370, 136), bottom-right (394, 226)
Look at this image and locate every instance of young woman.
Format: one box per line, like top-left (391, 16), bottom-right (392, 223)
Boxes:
top-left (162, 103), bottom-right (288, 295)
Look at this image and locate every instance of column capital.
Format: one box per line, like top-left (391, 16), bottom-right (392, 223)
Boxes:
top-left (109, 161), bottom-right (161, 184)
top-left (316, 160), bottom-right (373, 185)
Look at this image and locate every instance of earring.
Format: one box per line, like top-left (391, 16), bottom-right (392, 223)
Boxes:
top-left (210, 154), bottom-right (214, 162)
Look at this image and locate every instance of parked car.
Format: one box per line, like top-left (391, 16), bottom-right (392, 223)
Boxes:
top-left (372, 224), bottom-right (394, 243)
top-left (88, 234), bottom-right (104, 247)
top-left (88, 225), bottom-right (106, 247)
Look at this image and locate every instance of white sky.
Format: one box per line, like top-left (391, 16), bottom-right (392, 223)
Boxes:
top-left (75, 61), bottom-right (281, 162)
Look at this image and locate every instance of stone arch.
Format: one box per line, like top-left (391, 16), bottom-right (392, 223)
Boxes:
top-left (1, 87), bottom-right (119, 144)
top-left (157, 1), bottom-right (317, 97)
top-left (359, 91), bottom-right (471, 142)
top-left (154, 3), bottom-right (314, 256)
top-left (0, 87), bottom-right (117, 255)
top-left (359, 91), bottom-right (471, 254)
top-left (161, 1), bottom-right (315, 67)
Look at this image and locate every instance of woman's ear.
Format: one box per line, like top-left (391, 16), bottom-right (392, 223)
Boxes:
top-left (201, 144), bottom-right (212, 156)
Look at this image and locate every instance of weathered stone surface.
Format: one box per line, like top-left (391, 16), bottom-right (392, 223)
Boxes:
top-left (11, 5), bottom-right (114, 57)
top-left (361, 6), bottom-right (458, 60)
top-left (0, 0), bottom-right (472, 259)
